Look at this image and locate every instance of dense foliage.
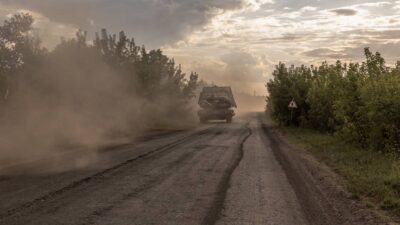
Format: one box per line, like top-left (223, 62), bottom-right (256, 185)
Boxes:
top-left (267, 48), bottom-right (400, 153)
top-left (0, 13), bottom-right (198, 124)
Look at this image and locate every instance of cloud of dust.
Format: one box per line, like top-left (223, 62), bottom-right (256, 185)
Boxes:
top-left (234, 92), bottom-right (266, 113)
top-left (0, 43), bottom-right (195, 175)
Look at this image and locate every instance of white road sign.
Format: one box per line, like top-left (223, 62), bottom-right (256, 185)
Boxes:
top-left (288, 99), bottom-right (298, 109)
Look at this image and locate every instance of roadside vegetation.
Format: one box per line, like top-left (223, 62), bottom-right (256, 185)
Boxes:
top-left (266, 48), bottom-right (400, 213)
top-left (0, 13), bottom-right (199, 163)
top-left (281, 126), bottom-right (400, 214)
top-left (0, 14), bottom-right (198, 126)
top-left (0, 13), bottom-right (198, 118)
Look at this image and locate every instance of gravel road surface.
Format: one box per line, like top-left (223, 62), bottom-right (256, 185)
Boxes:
top-left (0, 113), bottom-right (389, 225)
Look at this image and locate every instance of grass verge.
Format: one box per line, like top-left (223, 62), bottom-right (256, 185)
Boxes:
top-left (279, 125), bottom-right (400, 216)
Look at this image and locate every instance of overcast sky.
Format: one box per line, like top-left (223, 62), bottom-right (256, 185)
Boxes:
top-left (0, 0), bottom-right (399, 95)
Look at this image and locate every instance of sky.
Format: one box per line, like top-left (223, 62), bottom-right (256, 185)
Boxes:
top-left (0, 0), bottom-right (399, 95)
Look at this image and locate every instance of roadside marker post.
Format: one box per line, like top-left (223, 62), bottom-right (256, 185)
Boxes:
top-left (288, 99), bottom-right (298, 125)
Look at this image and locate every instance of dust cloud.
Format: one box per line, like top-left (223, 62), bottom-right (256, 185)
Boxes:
top-left (234, 92), bottom-right (266, 113)
top-left (0, 41), bottom-right (196, 175)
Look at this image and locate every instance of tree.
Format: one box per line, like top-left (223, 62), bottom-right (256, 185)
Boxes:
top-left (0, 13), bottom-right (45, 103)
top-left (267, 63), bottom-right (312, 126)
top-left (266, 49), bottom-right (400, 153)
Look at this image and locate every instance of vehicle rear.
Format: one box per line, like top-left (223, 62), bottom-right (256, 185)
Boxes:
top-left (197, 86), bottom-right (237, 123)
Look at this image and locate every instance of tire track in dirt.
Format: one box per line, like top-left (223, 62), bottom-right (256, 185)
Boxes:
top-left (79, 146), bottom-right (207, 225)
top-left (202, 123), bottom-right (252, 225)
top-left (260, 122), bottom-right (333, 225)
top-left (0, 126), bottom-right (216, 221)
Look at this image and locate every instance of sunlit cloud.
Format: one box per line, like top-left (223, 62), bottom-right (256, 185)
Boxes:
top-left (0, 4), bottom-right (76, 49)
top-left (163, 0), bottom-right (400, 94)
top-left (244, 0), bottom-right (275, 10)
top-left (394, 1), bottom-right (400, 9)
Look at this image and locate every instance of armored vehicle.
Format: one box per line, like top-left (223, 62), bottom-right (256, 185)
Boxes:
top-left (198, 86), bottom-right (237, 123)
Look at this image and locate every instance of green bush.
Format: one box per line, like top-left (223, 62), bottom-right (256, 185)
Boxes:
top-left (267, 48), bottom-right (400, 153)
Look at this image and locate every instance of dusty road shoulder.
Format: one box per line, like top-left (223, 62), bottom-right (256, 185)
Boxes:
top-left (259, 113), bottom-right (396, 225)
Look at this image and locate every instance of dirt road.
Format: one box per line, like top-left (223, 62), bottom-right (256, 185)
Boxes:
top-left (0, 113), bottom-right (387, 225)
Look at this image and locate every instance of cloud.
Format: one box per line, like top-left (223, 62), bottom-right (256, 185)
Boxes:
top-left (303, 41), bottom-right (400, 64)
top-left (344, 42), bottom-right (400, 62)
top-left (243, 0), bottom-right (275, 10)
top-left (303, 48), bottom-right (349, 59)
top-left (330, 8), bottom-right (357, 16)
top-left (394, 1), bottom-right (400, 10)
top-left (221, 51), bottom-right (266, 83)
top-left (345, 29), bottom-right (400, 40)
top-left (357, 2), bottom-right (391, 8)
top-left (300, 6), bottom-right (318, 12)
top-left (180, 51), bottom-right (270, 94)
top-left (0, 0), bottom-right (245, 47)
top-left (258, 32), bottom-right (316, 43)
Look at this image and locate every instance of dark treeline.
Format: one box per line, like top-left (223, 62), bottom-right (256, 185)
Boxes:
top-left (267, 48), bottom-right (400, 153)
top-left (0, 13), bottom-right (198, 108)
top-left (0, 13), bottom-right (199, 162)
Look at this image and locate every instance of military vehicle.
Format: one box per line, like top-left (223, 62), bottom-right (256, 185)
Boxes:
top-left (198, 86), bottom-right (237, 123)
